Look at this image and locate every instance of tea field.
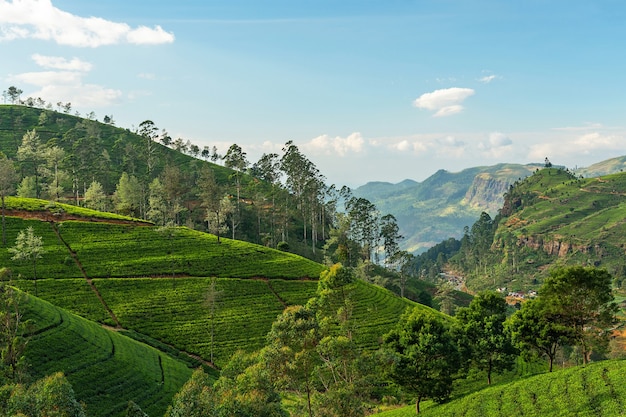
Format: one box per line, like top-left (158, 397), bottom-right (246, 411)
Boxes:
top-left (22, 292), bottom-right (192, 417)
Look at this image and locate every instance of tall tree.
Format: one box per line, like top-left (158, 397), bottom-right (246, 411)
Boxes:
top-left (138, 120), bottom-right (159, 177)
top-left (539, 266), bottom-right (618, 364)
top-left (456, 291), bottom-right (517, 385)
top-left (197, 166), bottom-right (225, 243)
top-left (265, 305), bottom-right (320, 417)
top-left (383, 309), bottom-right (460, 414)
top-left (380, 214), bottom-right (403, 266)
top-left (346, 197), bottom-right (379, 262)
top-left (8, 227), bottom-right (46, 297)
top-left (0, 157), bottom-right (18, 246)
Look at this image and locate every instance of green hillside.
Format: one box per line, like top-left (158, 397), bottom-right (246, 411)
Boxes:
top-left (15, 277), bottom-right (422, 368)
top-left (448, 168), bottom-right (626, 291)
top-left (355, 164), bottom-right (539, 253)
top-left (22, 292), bottom-right (192, 417)
top-left (0, 207), bottom-right (324, 281)
top-left (375, 359), bottom-right (626, 417)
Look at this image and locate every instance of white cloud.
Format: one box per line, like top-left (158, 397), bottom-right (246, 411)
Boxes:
top-left (478, 132), bottom-right (513, 158)
top-left (303, 132), bottom-right (365, 156)
top-left (32, 54), bottom-right (92, 71)
top-left (0, 0), bottom-right (174, 47)
top-left (413, 87), bottom-right (475, 117)
top-left (528, 131), bottom-right (625, 160)
top-left (479, 132), bottom-right (513, 149)
top-left (9, 53), bottom-right (122, 108)
top-left (479, 74), bottom-right (498, 83)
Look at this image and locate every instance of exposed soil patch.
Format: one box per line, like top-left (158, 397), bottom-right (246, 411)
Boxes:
top-left (4, 209), bottom-right (152, 226)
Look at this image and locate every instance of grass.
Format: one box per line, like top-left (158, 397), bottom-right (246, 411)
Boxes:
top-left (22, 291), bottom-right (193, 417)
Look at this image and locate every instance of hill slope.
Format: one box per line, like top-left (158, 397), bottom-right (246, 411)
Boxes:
top-left (355, 164), bottom-right (540, 253)
top-left (451, 168), bottom-right (626, 291)
top-left (23, 292), bottom-right (192, 417)
top-left (375, 359), bottom-right (626, 416)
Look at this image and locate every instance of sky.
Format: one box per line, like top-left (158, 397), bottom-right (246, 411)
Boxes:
top-left (1, 0), bottom-right (626, 187)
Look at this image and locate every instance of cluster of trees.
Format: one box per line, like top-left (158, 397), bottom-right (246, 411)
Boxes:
top-left (1, 118), bottom-right (405, 272)
top-left (156, 265), bottom-right (618, 417)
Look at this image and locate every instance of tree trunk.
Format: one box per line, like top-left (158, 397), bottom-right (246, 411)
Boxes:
top-left (1, 195), bottom-right (6, 247)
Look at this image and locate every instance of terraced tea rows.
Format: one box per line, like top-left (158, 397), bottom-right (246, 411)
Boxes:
top-left (374, 359), bottom-right (626, 417)
top-left (56, 221), bottom-right (324, 279)
top-left (23, 293), bottom-right (192, 417)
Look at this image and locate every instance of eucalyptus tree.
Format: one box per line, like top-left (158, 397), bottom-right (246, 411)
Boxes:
top-left (84, 181), bottom-right (108, 212)
top-left (252, 153), bottom-right (282, 246)
top-left (345, 197), bottom-right (379, 262)
top-left (380, 213), bottom-right (403, 266)
top-left (197, 166), bottom-right (225, 242)
top-left (280, 141), bottom-right (327, 249)
top-left (0, 156), bottom-right (18, 246)
top-left (138, 120), bottom-right (160, 177)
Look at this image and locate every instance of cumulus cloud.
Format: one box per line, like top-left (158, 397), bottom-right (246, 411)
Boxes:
top-left (10, 53), bottom-right (122, 108)
top-left (528, 131), bottom-right (625, 160)
top-left (303, 132), bottom-right (365, 156)
top-left (413, 87), bottom-right (475, 117)
top-left (32, 53), bottom-right (92, 71)
top-left (478, 132), bottom-right (513, 158)
top-left (0, 0), bottom-right (174, 47)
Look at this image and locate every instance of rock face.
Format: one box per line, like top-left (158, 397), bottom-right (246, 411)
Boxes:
top-left (519, 236), bottom-right (603, 258)
top-left (462, 173), bottom-right (512, 213)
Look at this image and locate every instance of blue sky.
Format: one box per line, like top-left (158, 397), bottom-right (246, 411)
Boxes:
top-left (1, 0), bottom-right (625, 187)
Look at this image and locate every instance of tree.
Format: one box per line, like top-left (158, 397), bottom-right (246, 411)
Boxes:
top-left (507, 298), bottom-right (570, 372)
top-left (383, 308), bottom-right (460, 414)
top-left (8, 227), bottom-right (45, 296)
top-left (113, 172), bottom-right (143, 217)
top-left (0, 157), bottom-right (18, 246)
top-left (16, 130), bottom-right (45, 198)
top-left (434, 281), bottom-right (457, 316)
top-left (0, 284), bottom-right (29, 382)
top-left (165, 369), bottom-right (214, 417)
top-left (5, 86), bottom-right (22, 104)
top-left (539, 266), bottom-right (618, 364)
top-left (265, 305), bottom-right (320, 417)
top-left (346, 197), bottom-right (379, 262)
top-left (125, 401), bottom-right (149, 417)
top-left (380, 214), bottom-right (403, 266)
top-left (456, 291), bottom-right (517, 385)
top-left (147, 178), bottom-right (168, 226)
top-left (197, 166), bottom-right (226, 242)
top-left (6, 372), bottom-right (86, 416)
top-left (138, 120), bottom-right (159, 177)
top-left (84, 181), bottom-right (108, 212)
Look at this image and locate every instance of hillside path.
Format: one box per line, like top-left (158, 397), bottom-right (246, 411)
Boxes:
top-left (49, 221), bottom-right (123, 328)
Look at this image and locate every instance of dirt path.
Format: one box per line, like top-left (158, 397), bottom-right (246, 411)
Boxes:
top-left (49, 221), bottom-right (122, 328)
top-left (6, 209), bottom-right (152, 226)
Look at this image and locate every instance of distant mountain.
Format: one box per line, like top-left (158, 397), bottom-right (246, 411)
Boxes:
top-left (575, 155), bottom-right (626, 177)
top-left (355, 163), bottom-right (541, 253)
